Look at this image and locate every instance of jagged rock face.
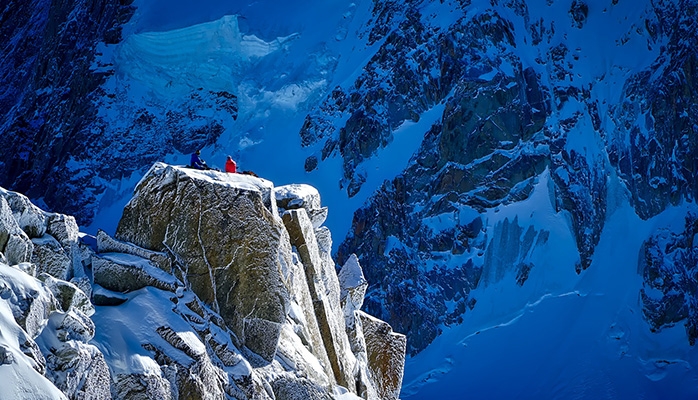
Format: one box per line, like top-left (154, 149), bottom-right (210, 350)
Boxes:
top-left (281, 208), bottom-right (357, 392)
top-left (115, 163), bottom-right (290, 362)
top-left (0, 196), bottom-right (35, 266)
top-left (0, 0), bottom-right (135, 224)
top-left (639, 212), bottom-right (698, 345)
top-left (608, 0), bottom-right (698, 220)
top-left (326, 0), bottom-right (694, 354)
top-left (0, 171), bottom-right (406, 399)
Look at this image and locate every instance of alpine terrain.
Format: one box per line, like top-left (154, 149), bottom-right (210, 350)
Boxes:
top-left (2, 0), bottom-right (698, 398)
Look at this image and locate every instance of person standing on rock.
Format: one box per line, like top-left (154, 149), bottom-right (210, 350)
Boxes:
top-left (225, 155), bottom-right (237, 173)
top-left (190, 150), bottom-right (209, 170)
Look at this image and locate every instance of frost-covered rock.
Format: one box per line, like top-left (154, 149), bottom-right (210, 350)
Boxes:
top-left (0, 167), bottom-right (406, 399)
top-left (97, 229), bottom-right (172, 273)
top-left (276, 184), bottom-right (328, 229)
top-left (46, 214), bottom-right (79, 253)
top-left (92, 253), bottom-right (179, 293)
top-left (275, 184), bottom-right (322, 210)
top-left (40, 274), bottom-right (94, 317)
top-left (0, 287), bottom-right (65, 399)
top-left (43, 341), bottom-right (111, 400)
top-left (32, 234), bottom-right (73, 281)
top-left (113, 373), bottom-right (172, 400)
top-left (0, 187), bottom-right (48, 239)
top-left (270, 375), bottom-right (333, 400)
top-left (0, 263), bottom-right (58, 338)
top-left (115, 163), bottom-right (287, 362)
top-left (0, 196), bottom-right (35, 266)
top-left (91, 284), bottom-right (129, 306)
top-left (282, 208), bottom-right (357, 392)
top-left (338, 254), bottom-right (368, 326)
top-left (0, 260), bottom-right (109, 400)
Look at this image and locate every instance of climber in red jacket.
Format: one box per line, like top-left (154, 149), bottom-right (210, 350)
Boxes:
top-left (225, 155), bottom-right (237, 173)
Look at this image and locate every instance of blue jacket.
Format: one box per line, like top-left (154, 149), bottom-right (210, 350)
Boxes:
top-left (190, 153), bottom-right (206, 169)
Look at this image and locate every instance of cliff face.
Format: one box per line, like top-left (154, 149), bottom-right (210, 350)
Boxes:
top-left (0, 164), bottom-right (405, 399)
top-left (306, 0), bottom-right (698, 354)
top-left (0, 0), bottom-right (135, 223)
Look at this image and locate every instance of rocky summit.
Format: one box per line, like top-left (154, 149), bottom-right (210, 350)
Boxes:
top-left (0, 163), bottom-right (405, 399)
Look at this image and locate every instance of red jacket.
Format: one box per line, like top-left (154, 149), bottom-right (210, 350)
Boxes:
top-left (225, 158), bottom-right (237, 173)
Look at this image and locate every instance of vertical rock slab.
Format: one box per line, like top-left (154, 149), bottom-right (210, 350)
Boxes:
top-left (338, 255), bottom-right (379, 400)
top-left (357, 311), bottom-right (406, 400)
top-left (282, 208), bottom-right (356, 392)
top-left (115, 163), bottom-right (289, 362)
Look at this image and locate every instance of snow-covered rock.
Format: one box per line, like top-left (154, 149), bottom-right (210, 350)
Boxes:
top-left (276, 184), bottom-right (329, 229)
top-left (92, 253), bottom-right (179, 293)
top-left (102, 163), bottom-right (403, 399)
top-left (0, 196), bottom-right (35, 266)
top-left (0, 188), bottom-right (48, 239)
top-left (97, 229), bottom-right (172, 273)
top-left (40, 274), bottom-right (94, 317)
top-left (282, 208), bottom-right (357, 392)
top-left (32, 234), bottom-right (72, 281)
top-left (115, 163), bottom-right (287, 363)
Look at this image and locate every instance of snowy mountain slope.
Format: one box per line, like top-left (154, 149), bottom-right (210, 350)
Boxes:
top-left (320, 0), bottom-right (698, 357)
top-left (401, 188), bottom-right (698, 399)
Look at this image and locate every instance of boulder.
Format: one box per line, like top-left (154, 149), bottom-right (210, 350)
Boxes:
top-left (50, 309), bottom-right (96, 344)
top-left (92, 253), bottom-right (179, 293)
top-left (6, 233), bottom-right (35, 267)
top-left (40, 274), bottom-right (94, 316)
top-left (270, 375), bottom-right (333, 400)
top-left (0, 187), bottom-right (48, 238)
top-left (91, 284), bottom-right (129, 306)
top-left (153, 326), bottom-right (228, 400)
top-left (357, 311), bottom-right (406, 400)
top-left (276, 184), bottom-right (328, 228)
top-left (43, 341), bottom-right (111, 400)
top-left (0, 263), bottom-right (58, 338)
top-left (32, 234), bottom-right (72, 281)
top-left (275, 184), bottom-right (322, 210)
top-left (46, 214), bottom-right (79, 253)
top-left (47, 213), bottom-right (82, 279)
top-left (0, 196), bottom-right (34, 266)
top-left (338, 254), bottom-right (368, 325)
top-left (114, 373), bottom-right (172, 400)
top-left (115, 163), bottom-right (289, 362)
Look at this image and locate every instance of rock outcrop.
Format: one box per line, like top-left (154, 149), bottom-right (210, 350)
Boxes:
top-left (100, 163), bottom-right (403, 399)
top-left (115, 163), bottom-right (288, 363)
top-left (0, 171), bottom-right (405, 399)
top-left (639, 212), bottom-right (698, 345)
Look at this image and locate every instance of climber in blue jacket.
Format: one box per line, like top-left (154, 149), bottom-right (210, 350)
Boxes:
top-left (190, 150), bottom-right (209, 170)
